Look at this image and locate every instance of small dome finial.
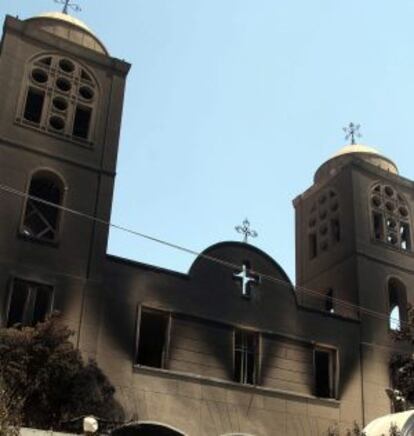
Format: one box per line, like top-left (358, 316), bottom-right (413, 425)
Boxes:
top-left (343, 122), bottom-right (362, 145)
top-left (54, 0), bottom-right (81, 15)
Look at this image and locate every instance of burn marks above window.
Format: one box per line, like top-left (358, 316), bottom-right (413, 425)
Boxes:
top-left (370, 184), bottom-right (411, 252)
top-left (308, 189), bottom-right (341, 259)
top-left (18, 54), bottom-right (98, 145)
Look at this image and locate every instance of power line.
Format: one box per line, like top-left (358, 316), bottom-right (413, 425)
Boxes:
top-left (0, 182), bottom-right (410, 331)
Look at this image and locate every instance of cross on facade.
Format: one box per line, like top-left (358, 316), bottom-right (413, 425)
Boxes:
top-left (233, 263), bottom-right (260, 299)
top-left (55, 0), bottom-right (81, 14)
top-left (343, 122), bottom-right (362, 145)
top-left (235, 219), bottom-right (258, 243)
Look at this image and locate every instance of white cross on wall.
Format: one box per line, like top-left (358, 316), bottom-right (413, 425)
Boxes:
top-left (233, 263), bottom-right (259, 298)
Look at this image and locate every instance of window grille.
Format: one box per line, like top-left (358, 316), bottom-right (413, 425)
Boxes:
top-left (370, 184), bottom-right (411, 252)
top-left (18, 54), bottom-right (97, 145)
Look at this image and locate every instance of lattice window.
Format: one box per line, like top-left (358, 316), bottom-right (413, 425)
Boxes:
top-left (21, 170), bottom-right (64, 242)
top-left (308, 189), bottom-right (340, 259)
top-left (17, 54), bottom-right (97, 145)
top-left (370, 184), bottom-right (411, 251)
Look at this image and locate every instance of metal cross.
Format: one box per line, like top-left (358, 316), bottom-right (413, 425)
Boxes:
top-left (235, 219), bottom-right (258, 243)
top-left (343, 122), bottom-right (362, 145)
top-left (233, 263), bottom-right (259, 299)
top-left (55, 0), bottom-right (81, 14)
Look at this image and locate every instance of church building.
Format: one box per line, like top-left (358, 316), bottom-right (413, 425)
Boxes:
top-left (0, 9), bottom-right (412, 436)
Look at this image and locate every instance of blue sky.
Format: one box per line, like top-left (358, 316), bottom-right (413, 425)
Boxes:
top-left (2, 1), bottom-right (414, 281)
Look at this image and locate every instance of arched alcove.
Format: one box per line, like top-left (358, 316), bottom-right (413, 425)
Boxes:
top-left (112, 422), bottom-right (186, 436)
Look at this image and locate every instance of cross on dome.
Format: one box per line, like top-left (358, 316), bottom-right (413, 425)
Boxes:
top-left (54, 0), bottom-right (81, 14)
top-left (343, 122), bottom-right (362, 145)
top-left (233, 263), bottom-right (260, 299)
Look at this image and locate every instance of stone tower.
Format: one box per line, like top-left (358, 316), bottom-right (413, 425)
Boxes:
top-left (0, 12), bottom-right (130, 338)
top-left (294, 141), bottom-right (413, 422)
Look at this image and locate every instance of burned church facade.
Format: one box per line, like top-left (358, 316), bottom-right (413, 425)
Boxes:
top-left (0, 11), bottom-right (412, 436)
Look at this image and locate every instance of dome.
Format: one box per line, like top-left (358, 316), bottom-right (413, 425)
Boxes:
top-left (314, 143), bottom-right (398, 183)
top-left (25, 12), bottom-right (108, 55)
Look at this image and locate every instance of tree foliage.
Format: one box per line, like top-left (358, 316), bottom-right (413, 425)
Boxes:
top-left (0, 313), bottom-right (124, 431)
top-left (389, 304), bottom-right (414, 410)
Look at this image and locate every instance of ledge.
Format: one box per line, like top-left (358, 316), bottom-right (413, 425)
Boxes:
top-left (133, 364), bottom-right (340, 407)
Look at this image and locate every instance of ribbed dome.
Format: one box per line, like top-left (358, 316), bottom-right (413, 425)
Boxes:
top-left (25, 12), bottom-right (108, 55)
top-left (314, 143), bottom-right (398, 183)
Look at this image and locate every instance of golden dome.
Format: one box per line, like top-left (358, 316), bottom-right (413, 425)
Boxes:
top-left (314, 143), bottom-right (398, 183)
top-left (332, 143), bottom-right (384, 158)
top-left (25, 12), bottom-right (108, 55)
top-left (35, 12), bottom-right (96, 36)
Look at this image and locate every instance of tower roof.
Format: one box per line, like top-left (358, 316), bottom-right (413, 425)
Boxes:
top-left (25, 12), bottom-right (108, 55)
top-left (314, 143), bottom-right (398, 183)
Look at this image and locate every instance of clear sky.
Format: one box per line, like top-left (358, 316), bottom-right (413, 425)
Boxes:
top-left (2, 0), bottom-right (414, 281)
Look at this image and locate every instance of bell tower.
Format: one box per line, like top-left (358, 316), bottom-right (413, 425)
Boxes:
top-left (294, 132), bottom-right (414, 422)
top-left (0, 11), bottom-right (130, 333)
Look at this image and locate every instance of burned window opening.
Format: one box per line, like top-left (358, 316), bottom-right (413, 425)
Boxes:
top-left (314, 348), bottom-right (335, 398)
top-left (22, 173), bottom-right (63, 242)
top-left (7, 279), bottom-right (52, 327)
top-left (23, 88), bottom-right (45, 123)
top-left (389, 278), bottom-right (407, 332)
top-left (73, 106), bottom-right (92, 139)
top-left (234, 329), bottom-right (258, 385)
top-left (136, 309), bottom-right (169, 368)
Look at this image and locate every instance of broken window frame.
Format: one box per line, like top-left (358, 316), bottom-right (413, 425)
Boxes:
top-left (6, 277), bottom-right (53, 327)
top-left (313, 346), bottom-right (337, 399)
top-left (135, 306), bottom-right (172, 369)
top-left (20, 170), bottom-right (65, 244)
top-left (233, 329), bottom-right (259, 385)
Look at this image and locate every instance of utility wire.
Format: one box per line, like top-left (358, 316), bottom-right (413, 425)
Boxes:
top-left (0, 182), bottom-right (410, 331)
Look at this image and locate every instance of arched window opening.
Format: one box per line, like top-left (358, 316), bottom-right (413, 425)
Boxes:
top-left (22, 171), bottom-right (64, 242)
top-left (370, 184), bottom-right (411, 252)
top-left (18, 54), bottom-right (98, 145)
top-left (389, 306), bottom-right (401, 331)
top-left (388, 278), bottom-right (407, 332)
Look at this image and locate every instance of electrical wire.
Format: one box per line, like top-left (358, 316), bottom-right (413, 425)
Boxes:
top-left (0, 181), bottom-right (411, 331)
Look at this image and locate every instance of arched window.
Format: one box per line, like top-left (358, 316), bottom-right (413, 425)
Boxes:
top-left (18, 54), bottom-right (98, 145)
top-left (370, 184), bottom-right (411, 251)
top-left (21, 170), bottom-right (64, 242)
top-left (388, 278), bottom-right (407, 331)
